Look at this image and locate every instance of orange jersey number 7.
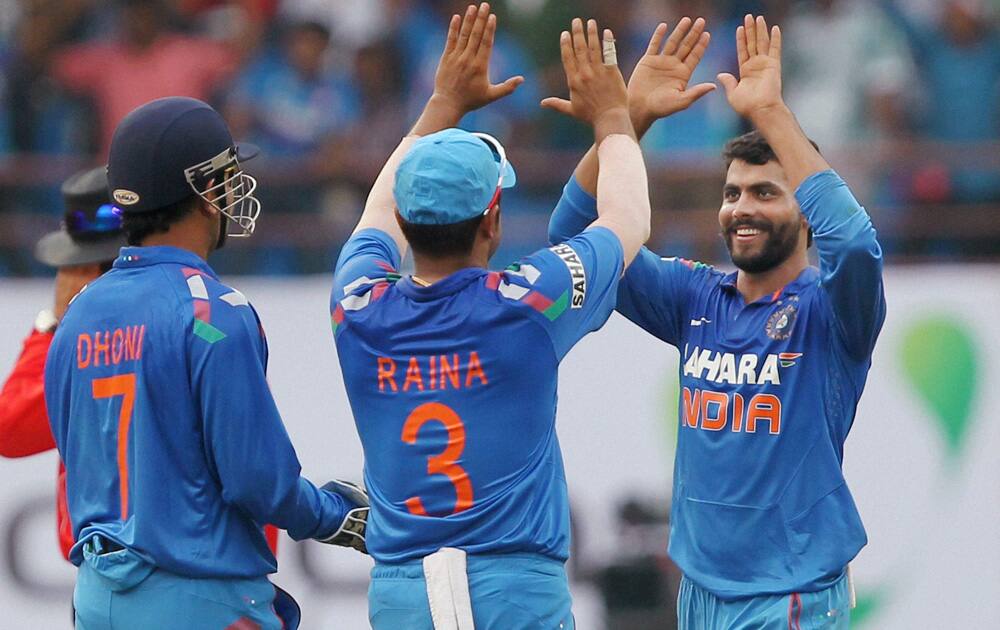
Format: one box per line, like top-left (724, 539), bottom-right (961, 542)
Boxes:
top-left (91, 374), bottom-right (136, 519)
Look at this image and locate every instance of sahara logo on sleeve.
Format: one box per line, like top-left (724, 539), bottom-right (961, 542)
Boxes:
top-left (548, 244), bottom-right (586, 308)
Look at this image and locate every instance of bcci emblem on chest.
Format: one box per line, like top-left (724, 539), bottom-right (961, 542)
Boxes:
top-left (766, 301), bottom-right (798, 340)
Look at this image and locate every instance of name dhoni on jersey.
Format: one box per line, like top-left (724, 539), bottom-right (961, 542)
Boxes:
top-left (376, 351), bottom-right (489, 393)
top-left (76, 325), bottom-right (146, 369)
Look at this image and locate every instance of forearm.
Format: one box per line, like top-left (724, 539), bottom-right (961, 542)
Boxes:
top-left (352, 136), bottom-right (417, 253)
top-left (410, 94), bottom-right (464, 137)
top-left (749, 103), bottom-right (830, 190)
top-left (574, 109), bottom-right (655, 197)
top-left (591, 116), bottom-right (651, 265)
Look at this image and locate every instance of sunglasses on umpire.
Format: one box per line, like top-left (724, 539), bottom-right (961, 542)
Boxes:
top-left (65, 203), bottom-right (124, 237)
top-left (471, 132), bottom-right (508, 215)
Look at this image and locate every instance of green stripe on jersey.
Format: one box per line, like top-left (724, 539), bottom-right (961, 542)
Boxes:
top-left (543, 291), bottom-right (569, 321)
top-left (193, 319), bottom-right (227, 343)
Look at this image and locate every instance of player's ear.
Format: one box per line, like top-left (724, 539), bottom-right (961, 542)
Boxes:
top-left (195, 195), bottom-right (217, 219)
top-left (482, 205), bottom-right (501, 239)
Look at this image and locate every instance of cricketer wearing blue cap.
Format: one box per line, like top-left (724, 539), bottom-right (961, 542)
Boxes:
top-left (330, 5), bottom-right (651, 629)
top-left (44, 96), bottom-right (368, 630)
top-left (548, 16), bottom-right (885, 629)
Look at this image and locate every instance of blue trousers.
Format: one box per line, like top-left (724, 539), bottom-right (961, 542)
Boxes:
top-left (369, 552), bottom-right (574, 630)
top-left (74, 535), bottom-right (291, 630)
top-left (678, 572), bottom-right (851, 630)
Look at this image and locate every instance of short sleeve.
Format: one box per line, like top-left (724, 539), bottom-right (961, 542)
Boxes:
top-left (333, 228), bottom-right (402, 301)
top-left (503, 226), bottom-right (624, 360)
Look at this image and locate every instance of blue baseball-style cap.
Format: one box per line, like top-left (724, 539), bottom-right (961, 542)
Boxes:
top-left (107, 96), bottom-right (258, 214)
top-left (393, 128), bottom-right (516, 225)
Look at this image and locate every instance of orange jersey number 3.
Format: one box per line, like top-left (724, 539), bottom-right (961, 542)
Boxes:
top-left (401, 402), bottom-right (473, 517)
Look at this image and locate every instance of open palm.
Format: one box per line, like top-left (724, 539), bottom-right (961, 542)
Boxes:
top-left (718, 14), bottom-right (783, 118)
top-left (628, 18), bottom-right (715, 123)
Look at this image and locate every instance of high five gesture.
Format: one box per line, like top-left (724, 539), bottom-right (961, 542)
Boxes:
top-left (717, 14), bottom-right (783, 119)
top-left (357, 3), bottom-right (522, 251)
top-left (629, 18), bottom-right (716, 134)
top-left (563, 17), bottom-right (718, 198)
top-left (541, 18), bottom-right (632, 140)
top-left (425, 3), bottom-right (525, 127)
top-left (718, 14), bottom-right (829, 188)
top-left (543, 17), bottom-right (650, 266)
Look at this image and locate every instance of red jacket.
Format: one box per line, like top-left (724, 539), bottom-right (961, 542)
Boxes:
top-left (0, 329), bottom-right (279, 559)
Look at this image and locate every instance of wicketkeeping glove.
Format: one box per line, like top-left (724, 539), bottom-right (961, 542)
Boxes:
top-left (316, 479), bottom-right (369, 554)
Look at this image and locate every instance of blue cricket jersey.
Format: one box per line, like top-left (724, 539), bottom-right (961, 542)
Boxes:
top-left (331, 227), bottom-right (623, 563)
top-left (45, 246), bottom-right (349, 578)
top-left (549, 171), bottom-right (886, 599)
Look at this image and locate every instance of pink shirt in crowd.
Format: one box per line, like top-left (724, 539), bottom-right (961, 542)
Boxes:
top-left (53, 35), bottom-right (239, 155)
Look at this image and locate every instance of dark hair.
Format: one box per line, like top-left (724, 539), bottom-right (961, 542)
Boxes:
top-left (399, 213), bottom-right (486, 258)
top-left (123, 195), bottom-right (198, 245)
top-left (722, 130), bottom-right (820, 168)
top-left (722, 130), bottom-right (819, 247)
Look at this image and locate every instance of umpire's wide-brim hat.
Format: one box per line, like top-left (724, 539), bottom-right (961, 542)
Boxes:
top-left (34, 165), bottom-right (127, 267)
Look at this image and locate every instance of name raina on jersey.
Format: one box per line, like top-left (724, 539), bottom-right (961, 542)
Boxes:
top-left (376, 352), bottom-right (488, 393)
top-left (681, 346), bottom-right (790, 435)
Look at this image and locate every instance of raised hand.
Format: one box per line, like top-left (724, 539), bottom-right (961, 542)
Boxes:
top-left (628, 18), bottom-right (716, 129)
top-left (541, 18), bottom-right (630, 131)
top-left (717, 14), bottom-right (784, 120)
top-left (431, 3), bottom-right (525, 117)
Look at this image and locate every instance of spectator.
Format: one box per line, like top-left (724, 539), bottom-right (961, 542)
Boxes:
top-left (225, 19), bottom-right (358, 161)
top-left (49, 0), bottom-right (241, 155)
top-left (223, 17), bottom-right (359, 225)
top-left (172, 0), bottom-right (280, 57)
top-left (4, 0), bottom-right (93, 157)
top-left (881, 0), bottom-right (1000, 202)
top-left (784, 0), bottom-right (916, 150)
top-left (345, 38), bottom-right (408, 170)
top-left (280, 0), bottom-right (388, 51)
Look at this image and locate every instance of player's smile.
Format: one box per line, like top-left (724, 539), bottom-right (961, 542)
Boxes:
top-left (728, 220), bottom-right (771, 246)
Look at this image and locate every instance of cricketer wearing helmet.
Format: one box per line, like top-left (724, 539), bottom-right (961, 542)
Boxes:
top-left (548, 15), bottom-right (885, 629)
top-left (44, 96), bottom-right (367, 630)
top-left (330, 5), bottom-right (650, 628)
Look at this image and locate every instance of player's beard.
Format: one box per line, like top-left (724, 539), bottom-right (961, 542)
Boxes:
top-left (724, 217), bottom-right (800, 274)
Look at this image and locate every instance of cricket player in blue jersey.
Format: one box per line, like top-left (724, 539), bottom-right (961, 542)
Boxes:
top-left (330, 4), bottom-right (651, 628)
top-left (548, 15), bottom-right (886, 630)
top-left (44, 96), bottom-right (368, 630)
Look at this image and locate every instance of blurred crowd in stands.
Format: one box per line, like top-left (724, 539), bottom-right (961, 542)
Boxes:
top-left (0, 0), bottom-right (997, 275)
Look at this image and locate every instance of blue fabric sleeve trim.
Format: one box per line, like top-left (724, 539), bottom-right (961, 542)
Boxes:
top-left (347, 228), bottom-right (402, 270)
top-left (795, 170), bottom-right (886, 360)
top-left (547, 176), bottom-right (599, 245)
